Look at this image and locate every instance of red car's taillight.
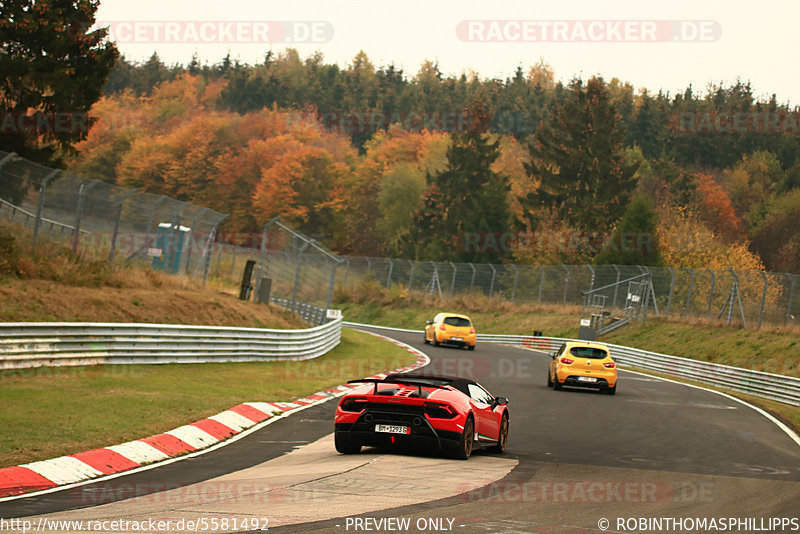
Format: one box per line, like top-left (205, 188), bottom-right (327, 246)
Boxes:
top-left (560, 357), bottom-right (574, 364)
top-left (424, 402), bottom-right (457, 419)
top-left (604, 362), bottom-right (616, 368)
top-left (339, 397), bottom-right (367, 412)
top-left (469, 327), bottom-right (475, 334)
top-left (439, 324), bottom-right (446, 330)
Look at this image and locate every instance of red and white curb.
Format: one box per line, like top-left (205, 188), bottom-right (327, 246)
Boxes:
top-left (0, 331), bottom-right (430, 500)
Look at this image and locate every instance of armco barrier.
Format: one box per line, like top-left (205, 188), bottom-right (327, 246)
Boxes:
top-left (341, 323), bottom-right (800, 406)
top-left (0, 318), bottom-right (342, 370)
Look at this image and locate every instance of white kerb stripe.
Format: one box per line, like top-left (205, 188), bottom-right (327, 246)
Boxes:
top-left (166, 425), bottom-right (220, 449)
top-left (22, 456), bottom-right (103, 485)
top-left (209, 410), bottom-right (257, 432)
top-left (266, 402), bottom-right (300, 411)
top-left (107, 441), bottom-right (170, 464)
top-left (243, 402), bottom-right (279, 415)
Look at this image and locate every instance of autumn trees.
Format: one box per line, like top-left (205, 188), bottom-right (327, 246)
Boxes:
top-left (56, 50), bottom-right (800, 273)
top-left (0, 0), bottom-right (118, 202)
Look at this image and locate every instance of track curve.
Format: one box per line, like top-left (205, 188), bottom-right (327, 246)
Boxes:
top-left (3, 325), bottom-right (799, 533)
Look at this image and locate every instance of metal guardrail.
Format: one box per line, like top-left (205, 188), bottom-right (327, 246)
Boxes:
top-left (478, 334), bottom-right (800, 406)
top-left (341, 323), bottom-right (799, 406)
top-left (0, 319), bottom-right (342, 370)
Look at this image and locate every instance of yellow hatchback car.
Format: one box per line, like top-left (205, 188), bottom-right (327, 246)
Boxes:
top-left (424, 313), bottom-right (476, 350)
top-left (548, 341), bottom-right (617, 395)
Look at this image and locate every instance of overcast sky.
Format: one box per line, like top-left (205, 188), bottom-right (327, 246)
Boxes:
top-left (94, 0), bottom-right (800, 105)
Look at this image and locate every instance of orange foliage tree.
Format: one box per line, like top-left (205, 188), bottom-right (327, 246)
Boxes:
top-left (692, 172), bottom-right (743, 243)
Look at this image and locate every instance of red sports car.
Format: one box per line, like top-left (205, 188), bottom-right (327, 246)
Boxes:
top-left (334, 373), bottom-right (509, 459)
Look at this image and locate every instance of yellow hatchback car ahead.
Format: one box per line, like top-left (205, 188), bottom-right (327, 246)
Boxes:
top-left (548, 341), bottom-right (617, 395)
top-left (424, 313), bottom-right (476, 350)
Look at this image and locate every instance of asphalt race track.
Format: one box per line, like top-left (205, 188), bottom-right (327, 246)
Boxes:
top-left (2, 325), bottom-right (799, 533)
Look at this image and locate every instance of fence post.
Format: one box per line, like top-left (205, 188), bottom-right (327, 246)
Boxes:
top-left (469, 263), bottom-right (476, 293)
top-left (489, 264), bottom-right (497, 298)
top-left (562, 265), bottom-right (570, 305)
top-left (511, 265), bottom-right (519, 303)
top-left (326, 260), bottom-right (341, 312)
top-left (407, 260), bottom-right (415, 291)
top-left (32, 169), bottom-right (60, 252)
top-left (365, 257), bottom-right (372, 276)
top-left (538, 266), bottom-right (545, 305)
top-left (786, 274), bottom-right (796, 327)
top-left (586, 264), bottom-right (595, 293)
top-left (230, 236), bottom-right (237, 277)
top-left (386, 258), bottom-right (394, 289)
top-left (684, 268), bottom-right (694, 318)
top-left (108, 188), bottom-right (138, 264)
top-left (184, 208), bottom-right (209, 274)
top-left (71, 183), bottom-right (90, 253)
top-left (343, 256), bottom-right (351, 288)
top-left (449, 261), bottom-right (457, 296)
top-left (706, 268), bottom-right (716, 317)
top-left (254, 224), bottom-right (269, 298)
top-left (758, 271), bottom-right (768, 330)
top-left (666, 267), bottom-right (675, 318)
top-left (291, 241), bottom-right (310, 306)
top-left (611, 265), bottom-right (621, 307)
top-left (202, 221), bottom-right (224, 285)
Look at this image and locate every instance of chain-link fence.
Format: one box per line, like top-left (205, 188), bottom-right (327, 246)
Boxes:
top-left (204, 233), bottom-right (799, 331)
top-left (318, 258), bottom-right (799, 331)
top-left (3, 149), bottom-right (798, 330)
top-left (0, 150), bottom-right (227, 282)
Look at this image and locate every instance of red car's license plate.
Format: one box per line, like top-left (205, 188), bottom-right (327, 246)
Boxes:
top-left (375, 424), bottom-right (411, 434)
top-left (578, 376), bottom-right (597, 383)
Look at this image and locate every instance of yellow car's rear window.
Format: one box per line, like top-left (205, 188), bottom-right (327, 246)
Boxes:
top-left (569, 347), bottom-right (609, 359)
top-left (443, 317), bottom-right (471, 327)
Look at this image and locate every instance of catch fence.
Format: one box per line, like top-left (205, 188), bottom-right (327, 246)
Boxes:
top-left (0, 150), bottom-right (227, 282)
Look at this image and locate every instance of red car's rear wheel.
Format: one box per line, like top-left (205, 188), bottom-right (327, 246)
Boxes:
top-left (453, 417), bottom-right (474, 460)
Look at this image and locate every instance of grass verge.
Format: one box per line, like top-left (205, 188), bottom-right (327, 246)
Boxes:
top-left (0, 329), bottom-right (417, 468)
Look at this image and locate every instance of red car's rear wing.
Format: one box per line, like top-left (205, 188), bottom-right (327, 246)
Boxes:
top-left (347, 377), bottom-right (453, 397)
